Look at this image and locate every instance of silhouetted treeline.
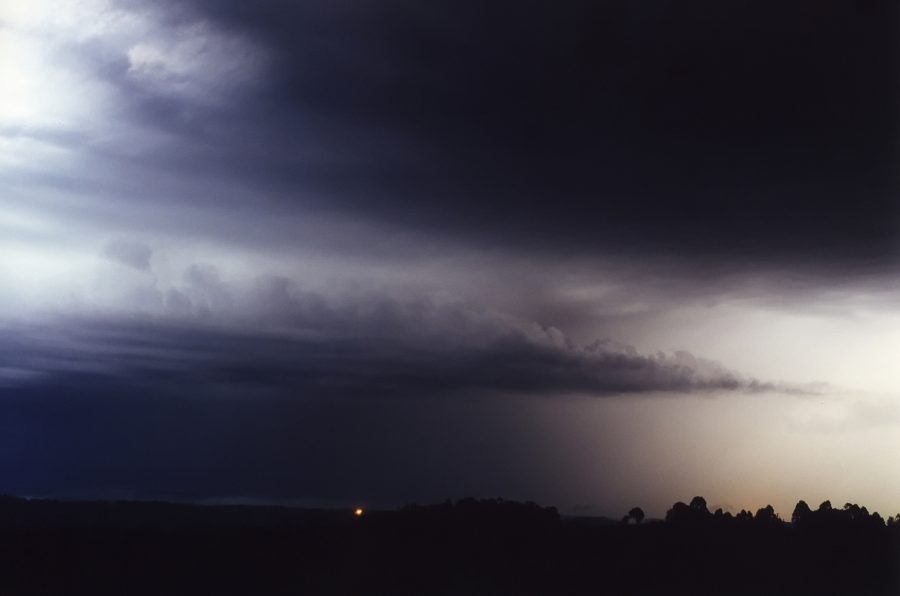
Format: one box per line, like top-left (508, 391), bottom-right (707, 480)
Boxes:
top-left (0, 494), bottom-right (897, 595)
top-left (664, 494), bottom-right (893, 530)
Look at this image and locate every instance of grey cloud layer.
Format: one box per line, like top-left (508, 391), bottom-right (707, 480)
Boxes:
top-left (129, 0), bottom-right (900, 272)
top-left (1, 269), bottom-right (794, 400)
top-left (104, 239), bottom-right (153, 271)
top-left (8, 0), bottom-right (897, 277)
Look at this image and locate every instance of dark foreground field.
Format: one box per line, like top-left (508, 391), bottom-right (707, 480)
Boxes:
top-left (0, 495), bottom-right (897, 595)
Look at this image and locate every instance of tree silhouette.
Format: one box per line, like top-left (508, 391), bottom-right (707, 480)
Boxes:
top-left (628, 507), bottom-right (645, 525)
top-left (666, 497), bottom-right (713, 525)
top-left (791, 500), bottom-right (811, 525)
top-left (689, 496), bottom-right (708, 514)
top-left (754, 504), bottom-right (779, 525)
top-left (665, 501), bottom-right (689, 523)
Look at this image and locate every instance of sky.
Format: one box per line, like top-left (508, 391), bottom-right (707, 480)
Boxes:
top-left (1, 0), bottom-right (899, 518)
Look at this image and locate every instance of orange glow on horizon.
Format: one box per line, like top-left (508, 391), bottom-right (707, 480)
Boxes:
top-left (354, 507), bottom-right (364, 517)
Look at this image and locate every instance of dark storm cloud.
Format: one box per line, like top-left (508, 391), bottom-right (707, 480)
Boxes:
top-left (0, 300), bottom-right (799, 501)
top-left (2, 0), bottom-right (889, 507)
top-left (126, 0), bottom-right (900, 272)
top-left (0, 271), bottom-right (817, 503)
top-left (0, 283), bottom-right (786, 400)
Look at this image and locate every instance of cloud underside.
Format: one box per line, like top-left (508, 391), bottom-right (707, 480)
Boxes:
top-left (127, 0), bottom-right (900, 270)
top-left (2, 299), bottom-right (781, 401)
top-left (6, 0), bottom-right (897, 278)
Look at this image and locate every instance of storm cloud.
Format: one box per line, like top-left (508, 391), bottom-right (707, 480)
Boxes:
top-left (1, 0), bottom-right (898, 511)
top-left (107, 0), bottom-right (900, 270)
top-left (8, 1), bottom-right (897, 272)
top-left (0, 284), bottom-right (783, 400)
